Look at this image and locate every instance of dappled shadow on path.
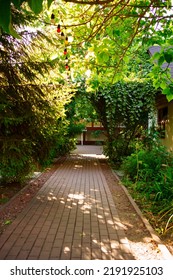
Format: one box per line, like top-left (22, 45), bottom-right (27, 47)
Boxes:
top-left (0, 151), bottom-right (164, 260)
top-left (35, 154), bottom-right (135, 259)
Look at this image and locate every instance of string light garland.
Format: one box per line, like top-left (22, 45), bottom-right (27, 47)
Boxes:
top-left (61, 31), bottom-right (65, 38)
top-left (65, 63), bottom-right (69, 70)
top-left (50, 12), bottom-right (71, 77)
top-left (57, 24), bottom-right (61, 33)
top-left (65, 36), bottom-right (68, 46)
top-left (51, 13), bottom-right (55, 24)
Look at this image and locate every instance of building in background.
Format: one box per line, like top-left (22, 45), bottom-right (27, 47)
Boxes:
top-left (77, 121), bottom-right (107, 145)
top-left (149, 46), bottom-right (173, 151)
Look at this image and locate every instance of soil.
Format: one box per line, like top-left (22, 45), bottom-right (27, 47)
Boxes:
top-left (0, 156), bottom-right (172, 259)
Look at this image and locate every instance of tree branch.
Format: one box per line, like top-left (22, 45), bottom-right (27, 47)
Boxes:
top-left (64, 0), bottom-right (114, 4)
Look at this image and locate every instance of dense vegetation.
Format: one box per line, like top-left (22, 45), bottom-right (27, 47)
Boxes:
top-left (122, 133), bottom-right (173, 235)
top-left (0, 1), bottom-right (173, 239)
top-left (0, 7), bottom-right (76, 183)
top-left (89, 81), bottom-right (156, 164)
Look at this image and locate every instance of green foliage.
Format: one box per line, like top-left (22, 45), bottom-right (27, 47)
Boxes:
top-left (0, 0), bottom-right (54, 34)
top-left (0, 7), bottom-right (73, 183)
top-left (91, 130), bottom-right (102, 138)
top-left (27, 0), bottom-right (43, 14)
top-left (65, 96), bottom-right (86, 138)
top-left (4, 220), bottom-right (12, 225)
top-left (56, 137), bottom-right (76, 156)
top-left (90, 80), bottom-right (156, 164)
top-left (0, 0), bottom-right (11, 33)
top-left (67, 122), bottom-right (85, 136)
top-left (73, 96), bottom-right (97, 123)
top-left (122, 127), bottom-right (173, 200)
top-left (64, 82), bottom-right (98, 139)
top-left (122, 135), bottom-right (173, 234)
top-left (149, 45), bottom-right (173, 101)
top-left (1, 1), bottom-right (173, 100)
top-left (0, 197), bottom-right (9, 204)
top-left (122, 140), bottom-right (173, 200)
top-left (0, 139), bottom-right (35, 183)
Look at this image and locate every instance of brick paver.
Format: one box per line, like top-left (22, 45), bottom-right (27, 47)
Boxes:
top-left (0, 146), bottom-right (134, 260)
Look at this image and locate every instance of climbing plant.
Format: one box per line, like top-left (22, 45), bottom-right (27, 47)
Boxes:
top-left (89, 80), bottom-right (157, 164)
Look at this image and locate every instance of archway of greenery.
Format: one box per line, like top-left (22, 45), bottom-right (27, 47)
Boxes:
top-left (0, 1), bottom-right (173, 182)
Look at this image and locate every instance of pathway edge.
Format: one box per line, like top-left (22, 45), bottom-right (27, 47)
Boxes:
top-left (111, 170), bottom-right (173, 260)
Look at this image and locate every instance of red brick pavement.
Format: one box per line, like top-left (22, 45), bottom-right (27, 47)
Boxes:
top-left (0, 149), bottom-right (134, 260)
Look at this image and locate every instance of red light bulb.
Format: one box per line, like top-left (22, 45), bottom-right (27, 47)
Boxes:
top-left (57, 24), bottom-right (61, 33)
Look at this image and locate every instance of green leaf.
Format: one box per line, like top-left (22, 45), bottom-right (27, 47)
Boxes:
top-left (166, 93), bottom-right (173, 102)
top-left (0, 0), bottom-right (11, 33)
top-left (4, 220), bottom-right (12, 225)
top-left (98, 51), bottom-right (109, 63)
top-left (12, 0), bottom-right (22, 8)
top-left (164, 52), bottom-right (173, 63)
top-left (9, 22), bottom-right (21, 39)
top-left (160, 81), bottom-right (167, 89)
top-left (167, 38), bottom-right (173, 45)
top-left (113, 29), bottom-right (120, 37)
top-left (152, 52), bottom-right (161, 61)
top-left (162, 88), bottom-right (171, 95)
top-left (158, 55), bottom-right (165, 66)
top-left (28, 0), bottom-right (43, 14)
top-left (47, 0), bottom-right (54, 8)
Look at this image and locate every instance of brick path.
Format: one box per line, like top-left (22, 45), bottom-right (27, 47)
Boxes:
top-left (0, 146), bottom-right (134, 260)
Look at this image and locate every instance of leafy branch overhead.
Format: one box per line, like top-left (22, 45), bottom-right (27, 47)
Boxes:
top-left (0, 0), bottom-right (54, 34)
top-left (1, 1), bottom-right (173, 37)
top-left (1, 1), bottom-right (173, 99)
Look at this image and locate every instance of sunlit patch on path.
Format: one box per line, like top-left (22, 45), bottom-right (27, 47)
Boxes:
top-left (0, 146), bottom-right (138, 259)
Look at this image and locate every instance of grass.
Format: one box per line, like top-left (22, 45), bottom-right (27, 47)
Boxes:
top-left (0, 197), bottom-right (10, 204)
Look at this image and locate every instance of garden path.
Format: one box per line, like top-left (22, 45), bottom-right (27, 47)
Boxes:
top-left (0, 145), bottom-right (171, 260)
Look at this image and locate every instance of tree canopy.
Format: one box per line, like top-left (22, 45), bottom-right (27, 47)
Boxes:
top-left (1, 1), bottom-right (173, 99)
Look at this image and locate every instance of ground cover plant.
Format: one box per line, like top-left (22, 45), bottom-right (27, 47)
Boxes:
top-left (122, 133), bottom-right (173, 236)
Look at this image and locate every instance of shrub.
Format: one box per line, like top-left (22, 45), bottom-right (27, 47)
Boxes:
top-left (122, 140), bottom-right (173, 234)
top-left (122, 143), bottom-right (173, 200)
top-left (0, 139), bottom-right (35, 184)
top-left (0, 9), bottom-right (74, 183)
